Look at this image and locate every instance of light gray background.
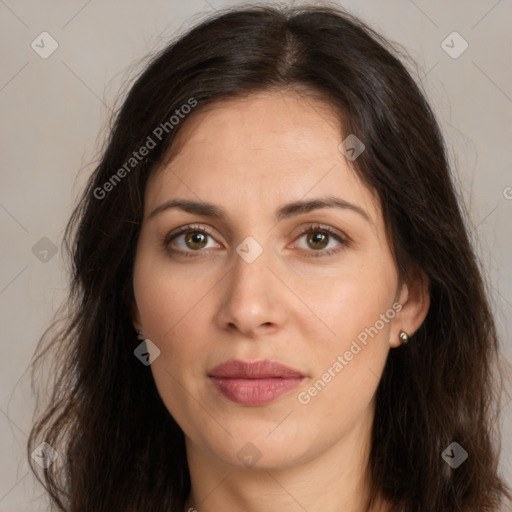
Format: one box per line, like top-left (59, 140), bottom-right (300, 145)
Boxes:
top-left (1, 1), bottom-right (511, 510)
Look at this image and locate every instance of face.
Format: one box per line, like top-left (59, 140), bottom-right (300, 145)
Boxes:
top-left (132, 89), bottom-right (427, 471)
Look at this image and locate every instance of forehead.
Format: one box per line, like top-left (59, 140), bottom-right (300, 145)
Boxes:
top-left (145, 90), bottom-right (381, 224)
top-left (160, 89), bottom-right (344, 171)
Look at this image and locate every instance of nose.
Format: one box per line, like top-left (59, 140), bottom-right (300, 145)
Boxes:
top-left (215, 246), bottom-right (289, 338)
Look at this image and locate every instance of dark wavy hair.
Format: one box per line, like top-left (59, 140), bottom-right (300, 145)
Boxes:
top-left (27, 4), bottom-right (511, 511)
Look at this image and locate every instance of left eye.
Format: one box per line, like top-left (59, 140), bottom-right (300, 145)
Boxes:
top-left (294, 226), bottom-right (346, 253)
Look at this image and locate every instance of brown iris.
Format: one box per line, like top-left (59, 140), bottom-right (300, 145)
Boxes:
top-left (307, 231), bottom-right (329, 250)
top-left (185, 231), bottom-right (208, 250)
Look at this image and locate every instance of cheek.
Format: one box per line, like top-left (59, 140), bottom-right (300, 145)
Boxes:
top-left (132, 248), bottom-right (216, 344)
top-left (132, 253), bottom-right (217, 395)
top-left (297, 294), bottom-right (392, 427)
top-left (292, 253), bottom-right (397, 343)
top-left (296, 262), bottom-right (396, 405)
top-left (133, 268), bottom-right (213, 428)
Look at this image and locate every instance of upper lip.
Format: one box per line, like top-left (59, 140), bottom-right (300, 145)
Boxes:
top-left (208, 359), bottom-right (305, 379)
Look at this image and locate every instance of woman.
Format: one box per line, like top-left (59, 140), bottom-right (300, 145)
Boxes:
top-left (28, 4), bottom-right (511, 511)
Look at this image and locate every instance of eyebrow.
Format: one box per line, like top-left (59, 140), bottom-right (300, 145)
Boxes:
top-left (148, 196), bottom-right (371, 223)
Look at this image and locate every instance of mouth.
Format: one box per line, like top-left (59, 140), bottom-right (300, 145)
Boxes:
top-left (208, 359), bottom-right (305, 406)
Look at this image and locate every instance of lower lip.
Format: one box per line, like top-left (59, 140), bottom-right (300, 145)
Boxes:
top-left (209, 376), bottom-right (304, 405)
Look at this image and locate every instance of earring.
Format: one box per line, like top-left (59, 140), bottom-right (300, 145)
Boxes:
top-left (136, 329), bottom-right (145, 340)
top-left (399, 330), bottom-right (409, 343)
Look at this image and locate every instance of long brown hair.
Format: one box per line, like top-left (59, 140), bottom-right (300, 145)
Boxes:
top-left (28, 4), bottom-right (511, 511)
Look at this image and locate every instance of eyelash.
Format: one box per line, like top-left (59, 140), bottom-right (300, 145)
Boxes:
top-left (162, 223), bottom-right (349, 258)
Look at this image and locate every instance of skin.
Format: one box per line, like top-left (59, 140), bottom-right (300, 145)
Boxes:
top-left (131, 89), bottom-right (430, 512)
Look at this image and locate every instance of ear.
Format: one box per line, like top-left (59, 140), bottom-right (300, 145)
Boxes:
top-left (389, 268), bottom-right (430, 348)
top-left (130, 300), bottom-right (144, 336)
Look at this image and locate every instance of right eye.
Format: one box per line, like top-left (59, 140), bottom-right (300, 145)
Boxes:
top-left (164, 224), bottom-right (222, 256)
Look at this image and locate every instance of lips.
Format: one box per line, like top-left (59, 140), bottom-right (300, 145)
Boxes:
top-left (209, 359), bottom-right (305, 379)
top-left (208, 359), bottom-right (305, 406)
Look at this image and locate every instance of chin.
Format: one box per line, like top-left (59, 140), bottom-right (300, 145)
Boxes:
top-left (190, 425), bottom-right (315, 471)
